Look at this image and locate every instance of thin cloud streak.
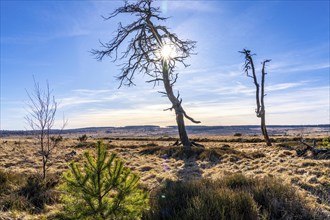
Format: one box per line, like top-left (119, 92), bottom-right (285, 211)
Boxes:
top-left (267, 82), bottom-right (309, 92)
top-left (270, 62), bottom-right (329, 74)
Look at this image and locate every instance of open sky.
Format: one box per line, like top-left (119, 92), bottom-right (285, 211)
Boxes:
top-left (1, 0), bottom-right (329, 130)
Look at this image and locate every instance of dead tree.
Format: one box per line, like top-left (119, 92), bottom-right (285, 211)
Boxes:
top-left (297, 139), bottom-right (330, 158)
top-left (92, 0), bottom-right (201, 150)
top-left (25, 77), bottom-right (67, 179)
top-left (240, 49), bottom-right (272, 146)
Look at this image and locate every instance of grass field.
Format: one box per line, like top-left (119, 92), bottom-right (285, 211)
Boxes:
top-left (0, 131), bottom-right (329, 219)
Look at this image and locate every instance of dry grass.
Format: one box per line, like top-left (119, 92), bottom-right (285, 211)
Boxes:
top-left (144, 174), bottom-right (323, 219)
top-left (0, 134), bottom-right (329, 219)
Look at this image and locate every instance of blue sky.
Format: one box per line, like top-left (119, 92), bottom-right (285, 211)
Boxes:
top-left (1, 0), bottom-right (329, 130)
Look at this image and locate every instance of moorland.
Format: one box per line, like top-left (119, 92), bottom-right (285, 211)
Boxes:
top-left (0, 125), bottom-right (329, 219)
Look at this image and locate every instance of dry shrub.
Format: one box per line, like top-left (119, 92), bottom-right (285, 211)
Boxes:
top-left (144, 174), bottom-right (324, 220)
top-left (301, 161), bottom-right (317, 167)
top-left (0, 170), bottom-right (27, 211)
top-left (139, 145), bottom-right (264, 164)
top-left (139, 166), bottom-right (153, 172)
top-left (18, 174), bottom-right (59, 213)
top-left (251, 176), bottom-right (316, 219)
top-left (77, 134), bottom-right (88, 142)
top-left (74, 142), bottom-right (95, 148)
top-left (141, 142), bottom-right (159, 147)
top-left (277, 142), bottom-right (297, 150)
top-left (139, 145), bottom-right (253, 163)
top-left (144, 177), bottom-right (258, 220)
top-left (0, 170), bottom-right (59, 214)
top-left (250, 151), bottom-right (266, 159)
top-left (299, 181), bottom-right (330, 207)
top-left (198, 149), bottom-right (222, 162)
top-left (0, 169), bottom-right (16, 194)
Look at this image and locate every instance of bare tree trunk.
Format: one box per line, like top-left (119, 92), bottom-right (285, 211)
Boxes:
top-left (162, 61), bottom-right (191, 149)
top-left (260, 110), bottom-right (271, 146)
top-left (40, 129), bottom-right (47, 179)
top-left (176, 111), bottom-right (191, 148)
top-left (42, 158), bottom-right (47, 179)
top-left (261, 61), bottom-right (272, 146)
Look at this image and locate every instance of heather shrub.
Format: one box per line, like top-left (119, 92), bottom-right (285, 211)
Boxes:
top-left (144, 174), bottom-right (322, 220)
top-left (78, 134), bottom-right (88, 142)
top-left (18, 174), bottom-right (59, 213)
top-left (0, 170), bottom-right (59, 214)
top-left (251, 176), bottom-right (315, 219)
top-left (139, 146), bottom-right (248, 162)
top-left (144, 178), bottom-right (258, 220)
top-left (0, 169), bottom-right (11, 194)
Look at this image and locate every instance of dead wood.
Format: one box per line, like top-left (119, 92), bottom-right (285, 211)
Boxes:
top-left (92, 0), bottom-right (199, 149)
top-left (297, 140), bottom-right (330, 158)
top-left (240, 49), bottom-right (272, 146)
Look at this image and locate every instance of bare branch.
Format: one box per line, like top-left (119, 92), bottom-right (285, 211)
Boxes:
top-left (240, 49), bottom-right (260, 115)
top-left (157, 91), bottom-right (168, 97)
top-left (146, 78), bottom-right (163, 83)
top-left (182, 109), bottom-right (201, 124)
top-left (25, 77), bottom-right (66, 179)
top-left (92, 0), bottom-right (196, 88)
top-left (93, 0), bottom-right (200, 148)
top-left (163, 106), bottom-right (174, 111)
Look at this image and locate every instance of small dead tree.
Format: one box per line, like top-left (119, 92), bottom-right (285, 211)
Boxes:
top-left (92, 0), bottom-right (201, 150)
top-left (25, 78), bottom-right (67, 179)
top-left (239, 49), bottom-right (272, 146)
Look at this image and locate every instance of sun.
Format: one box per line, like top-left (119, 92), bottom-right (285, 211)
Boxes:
top-left (160, 43), bottom-right (176, 61)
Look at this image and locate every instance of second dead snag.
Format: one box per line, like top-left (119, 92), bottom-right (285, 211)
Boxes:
top-left (240, 49), bottom-right (272, 146)
top-left (92, 0), bottom-right (201, 150)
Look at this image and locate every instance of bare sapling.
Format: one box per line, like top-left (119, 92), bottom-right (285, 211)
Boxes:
top-left (25, 77), bottom-right (67, 179)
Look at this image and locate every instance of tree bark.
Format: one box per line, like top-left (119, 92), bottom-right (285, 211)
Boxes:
top-left (176, 110), bottom-right (191, 148)
top-left (162, 61), bottom-right (191, 149)
top-left (261, 61), bottom-right (272, 146)
top-left (260, 110), bottom-right (271, 146)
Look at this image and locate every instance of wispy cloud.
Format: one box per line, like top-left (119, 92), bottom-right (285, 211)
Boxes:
top-left (267, 81), bottom-right (309, 92)
top-left (58, 87), bottom-right (158, 109)
top-left (59, 89), bottom-right (122, 108)
top-left (269, 62), bottom-right (329, 74)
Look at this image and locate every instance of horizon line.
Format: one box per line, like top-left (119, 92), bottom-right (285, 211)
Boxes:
top-left (1, 124), bottom-right (329, 132)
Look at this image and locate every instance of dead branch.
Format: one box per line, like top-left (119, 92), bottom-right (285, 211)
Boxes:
top-left (297, 139), bottom-right (330, 158)
top-left (191, 141), bottom-right (205, 148)
top-left (92, 0), bottom-right (200, 148)
top-left (182, 109), bottom-right (201, 124)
